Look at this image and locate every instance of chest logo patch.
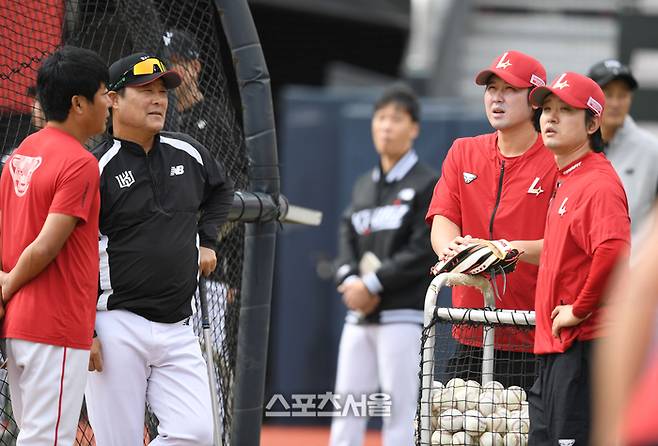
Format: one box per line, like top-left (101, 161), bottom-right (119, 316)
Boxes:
top-left (558, 197), bottom-right (568, 216)
top-left (9, 154), bottom-right (42, 197)
top-left (397, 188), bottom-right (415, 201)
top-left (527, 177), bottom-right (544, 196)
top-left (170, 165), bottom-right (185, 176)
top-left (463, 172), bottom-right (477, 184)
top-left (115, 170), bottom-right (135, 189)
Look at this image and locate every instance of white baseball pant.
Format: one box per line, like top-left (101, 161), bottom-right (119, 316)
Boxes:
top-left (329, 322), bottom-right (421, 446)
top-left (85, 309), bottom-right (213, 446)
top-left (5, 338), bottom-right (90, 446)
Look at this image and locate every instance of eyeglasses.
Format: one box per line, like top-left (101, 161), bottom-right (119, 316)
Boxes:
top-left (110, 57), bottom-right (167, 90)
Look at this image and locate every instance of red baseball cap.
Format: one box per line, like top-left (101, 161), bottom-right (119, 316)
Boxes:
top-left (475, 50), bottom-right (547, 88)
top-left (529, 72), bottom-right (605, 116)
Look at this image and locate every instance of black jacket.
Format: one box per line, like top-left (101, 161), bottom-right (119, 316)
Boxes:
top-left (335, 151), bottom-right (438, 324)
top-left (93, 132), bottom-right (234, 323)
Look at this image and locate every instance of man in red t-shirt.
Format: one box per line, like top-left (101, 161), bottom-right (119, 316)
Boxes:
top-left (527, 72), bottom-right (630, 445)
top-left (426, 50), bottom-right (556, 388)
top-left (0, 46), bottom-right (110, 445)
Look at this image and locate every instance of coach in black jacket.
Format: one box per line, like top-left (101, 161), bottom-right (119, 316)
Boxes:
top-left (85, 53), bottom-right (233, 446)
top-left (330, 86), bottom-right (437, 446)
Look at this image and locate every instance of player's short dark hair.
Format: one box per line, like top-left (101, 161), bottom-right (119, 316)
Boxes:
top-left (527, 88), bottom-right (543, 130)
top-left (586, 110), bottom-right (605, 153)
top-left (37, 45), bottom-right (109, 122)
top-left (374, 85), bottom-right (420, 123)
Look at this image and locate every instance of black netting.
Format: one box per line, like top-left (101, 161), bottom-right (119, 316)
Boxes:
top-left (416, 309), bottom-right (537, 446)
top-left (0, 1), bottom-right (248, 445)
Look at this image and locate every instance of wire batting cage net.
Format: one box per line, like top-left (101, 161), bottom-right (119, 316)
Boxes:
top-left (0, 0), bottom-right (249, 444)
top-left (416, 276), bottom-right (537, 446)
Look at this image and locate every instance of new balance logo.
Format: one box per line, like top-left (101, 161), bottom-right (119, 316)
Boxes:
top-left (463, 172), bottom-right (477, 184)
top-left (170, 165), bottom-right (185, 176)
top-left (496, 52), bottom-right (512, 69)
top-left (558, 440), bottom-right (576, 446)
top-left (115, 170), bottom-right (135, 188)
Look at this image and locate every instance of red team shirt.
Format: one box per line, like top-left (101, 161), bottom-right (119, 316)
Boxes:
top-left (534, 152), bottom-right (630, 354)
top-left (0, 127), bottom-right (100, 350)
top-left (426, 133), bottom-right (558, 351)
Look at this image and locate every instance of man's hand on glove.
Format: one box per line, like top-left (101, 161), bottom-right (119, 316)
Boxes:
top-left (431, 237), bottom-right (522, 276)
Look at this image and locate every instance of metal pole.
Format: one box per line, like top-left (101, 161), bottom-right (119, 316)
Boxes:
top-left (419, 273), bottom-right (495, 445)
top-left (420, 274), bottom-right (452, 445)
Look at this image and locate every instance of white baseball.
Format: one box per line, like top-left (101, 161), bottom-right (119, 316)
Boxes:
top-left (440, 408), bottom-right (464, 432)
top-left (466, 386), bottom-right (480, 410)
top-left (494, 407), bottom-right (509, 419)
top-left (506, 411), bottom-right (529, 434)
top-left (501, 389), bottom-right (522, 411)
top-left (479, 431), bottom-right (504, 446)
top-left (451, 386), bottom-right (468, 412)
top-left (519, 400), bottom-right (529, 419)
top-left (481, 380), bottom-right (504, 395)
top-left (452, 431), bottom-right (476, 446)
top-left (483, 412), bottom-right (507, 434)
top-left (477, 394), bottom-right (497, 417)
top-left (503, 432), bottom-right (527, 446)
top-left (431, 429), bottom-right (453, 445)
top-left (432, 382), bottom-right (445, 402)
top-left (465, 379), bottom-right (481, 393)
top-left (507, 386), bottom-right (526, 402)
top-left (434, 388), bottom-right (456, 414)
top-left (463, 409), bottom-right (486, 435)
top-left (447, 377), bottom-right (466, 389)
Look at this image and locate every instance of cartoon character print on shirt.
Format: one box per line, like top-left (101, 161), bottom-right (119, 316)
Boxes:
top-left (9, 154), bottom-right (42, 197)
top-left (351, 188), bottom-right (415, 235)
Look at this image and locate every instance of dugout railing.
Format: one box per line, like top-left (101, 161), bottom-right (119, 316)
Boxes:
top-left (417, 273), bottom-right (536, 446)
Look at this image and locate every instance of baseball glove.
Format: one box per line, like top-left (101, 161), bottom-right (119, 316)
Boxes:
top-left (430, 238), bottom-right (522, 276)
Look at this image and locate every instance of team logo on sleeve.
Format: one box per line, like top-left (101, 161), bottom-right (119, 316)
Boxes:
top-left (9, 154), bottom-right (42, 197)
top-left (527, 177), bottom-right (544, 196)
top-left (558, 197), bottom-right (568, 216)
top-left (463, 172), bottom-right (477, 184)
top-left (115, 170), bottom-right (135, 188)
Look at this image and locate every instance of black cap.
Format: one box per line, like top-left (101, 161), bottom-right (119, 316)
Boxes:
top-left (108, 53), bottom-right (181, 92)
top-left (588, 59), bottom-right (638, 90)
top-left (162, 29), bottom-right (200, 61)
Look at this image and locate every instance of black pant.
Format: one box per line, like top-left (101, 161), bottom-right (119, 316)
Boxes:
top-left (444, 342), bottom-right (537, 391)
top-left (529, 340), bottom-right (593, 446)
